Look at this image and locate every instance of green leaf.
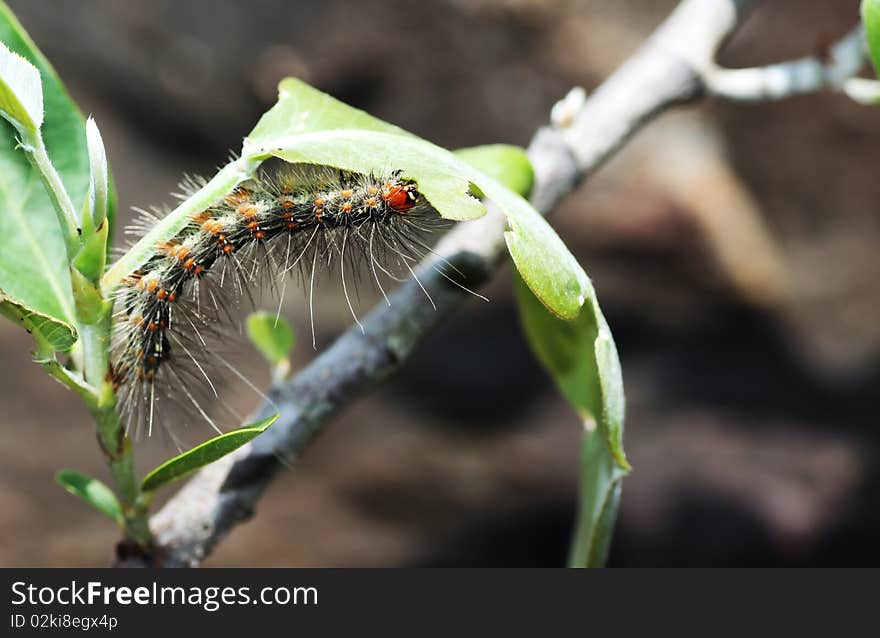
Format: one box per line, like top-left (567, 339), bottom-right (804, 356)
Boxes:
top-left (261, 130), bottom-right (484, 221)
top-left (0, 2), bottom-right (93, 351)
top-left (863, 0), bottom-right (880, 74)
top-left (141, 415), bottom-right (278, 493)
top-left (247, 77), bottom-right (412, 146)
top-left (454, 144), bottom-right (534, 198)
top-left (514, 271), bottom-right (629, 567)
top-left (55, 469), bottom-right (123, 525)
top-left (246, 311), bottom-right (295, 367)
top-left (515, 271), bottom-right (627, 467)
top-left (0, 38), bottom-right (41, 134)
top-left (72, 118), bottom-right (110, 283)
top-left (85, 116), bottom-right (108, 228)
top-left (248, 80), bottom-right (588, 318)
top-left (106, 78), bottom-right (589, 320)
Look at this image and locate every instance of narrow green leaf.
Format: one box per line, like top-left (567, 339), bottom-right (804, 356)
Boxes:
top-left (514, 271), bottom-right (628, 567)
top-left (55, 469), bottom-right (123, 525)
top-left (72, 118), bottom-right (109, 283)
top-left (454, 144), bottom-right (534, 198)
top-left (863, 0), bottom-right (880, 74)
top-left (0, 2), bottom-right (93, 350)
top-left (85, 116), bottom-right (108, 228)
top-left (141, 415), bottom-right (278, 493)
top-left (107, 79), bottom-right (589, 319)
top-left (246, 311), bottom-right (295, 367)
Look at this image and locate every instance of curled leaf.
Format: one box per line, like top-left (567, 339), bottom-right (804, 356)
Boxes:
top-left (514, 270), bottom-right (628, 567)
top-left (107, 79), bottom-right (590, 319)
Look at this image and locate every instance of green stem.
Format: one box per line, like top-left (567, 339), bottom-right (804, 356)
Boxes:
top-left (40, 359), bottom-right (95, 403)
top-left (14, 116), bottom-right (151, 550)
top-left (21, 131), bottom-right (80, 260)
top-left (90, 391), bottom-right (151, 548)
top-left (79, 320), bottom-right (108, 389)
top-left (20, 292), bottom-right (150, 547)
top-left (79, 298), bottom-right (152, 549)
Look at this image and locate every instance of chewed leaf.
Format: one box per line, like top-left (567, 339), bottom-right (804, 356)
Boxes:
top-left (247, 85), bottom-right (589, 316)
top-left (455, 145), bottom-right (589, 318)
top-left (259, 131), bottom-right (588, 317)
top-left (107, 78), bottom-right (589, 318)
top-left (0, 3), bottom-right (93, 350)
top-left (246, 311), bottom-right (295, 367)
top-left (252, 130), bottom-right (484, 221)
top-left (246, 80), bottom-right (587, 317)
top-left (141, 415), bottom-right (277, 493)
top-left (454, 144), bottom-right (535, 198)
top-left (247, 77), bottom-right (412, 145)
top-left (55, 469), bottom-right (123, 525)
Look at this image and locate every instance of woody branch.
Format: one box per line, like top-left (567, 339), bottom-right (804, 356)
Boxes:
top-left (145, 0), bottom-right (861, 567)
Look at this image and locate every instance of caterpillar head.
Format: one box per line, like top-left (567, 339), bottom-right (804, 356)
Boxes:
top-left (382, 179), bottom-right (419, 212)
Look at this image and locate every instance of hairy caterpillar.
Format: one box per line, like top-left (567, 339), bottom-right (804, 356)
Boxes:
top-left (112, 161), bottom-right (472, 437)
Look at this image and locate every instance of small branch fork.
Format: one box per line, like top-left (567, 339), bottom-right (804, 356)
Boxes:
top-left (143, 0), bottom-right (867, 567)
top-left (704, 25), bottom-right (871, 102)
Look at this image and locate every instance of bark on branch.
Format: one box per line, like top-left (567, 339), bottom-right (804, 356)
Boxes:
top-left (147, 0), bottom-right (759, 567)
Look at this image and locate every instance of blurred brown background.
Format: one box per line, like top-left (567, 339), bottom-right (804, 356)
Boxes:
top-left (0, 0), bottom-right (877, 566)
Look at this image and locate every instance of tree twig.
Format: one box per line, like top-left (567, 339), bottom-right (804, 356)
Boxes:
top-left (704, 25), bottom-right (866, 102)
top-left (147, 0), bottom-right (759, 567)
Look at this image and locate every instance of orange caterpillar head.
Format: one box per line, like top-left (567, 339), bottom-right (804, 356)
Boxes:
top-left (382, 180), bottom-right (419, 212)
